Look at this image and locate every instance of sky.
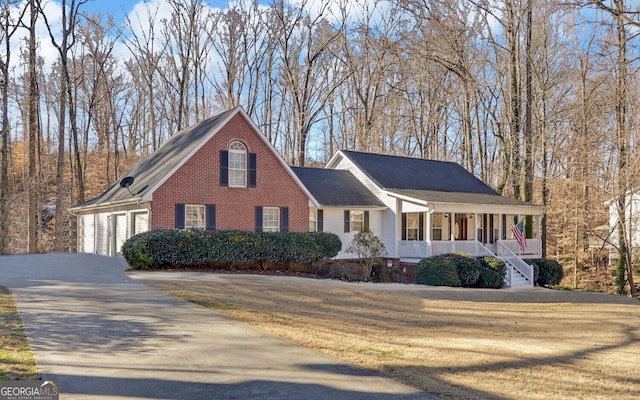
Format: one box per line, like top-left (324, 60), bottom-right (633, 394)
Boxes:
top-left (81, 0), bottom-right (228, 23)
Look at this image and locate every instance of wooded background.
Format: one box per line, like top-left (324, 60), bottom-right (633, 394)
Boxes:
top-left (1, 0), bottom-right (638, 293)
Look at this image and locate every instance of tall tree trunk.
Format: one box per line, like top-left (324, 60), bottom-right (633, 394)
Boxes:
top-left (0, 1), bottom-right (18, 254)
top-left (507, 0), bottom-right (521, 198)
top-left (27, 0), bottom-right (39, 253)
top-left (53, 65), bottom-right (67, 251)
top-left (523, 0), bottom-right (534, 238)
top-left (613, 0), bottom-right (635, 297)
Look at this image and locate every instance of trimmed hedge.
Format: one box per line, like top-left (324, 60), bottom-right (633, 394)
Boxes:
top-left (121, 229), bottom-right (342, 270)
top-left (446, 253), bottom-right (482, 287)
top-left (416, 253), bottom-right (507, 289)
top-left (415, 255), bottom-right (462, 287)
top-left (529, 258), bottom-right (564, 286)
top-left (477, 256), bottom-right (506, 289)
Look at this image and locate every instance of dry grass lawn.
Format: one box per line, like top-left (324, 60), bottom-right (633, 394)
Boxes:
top-left (143, 274), bottom-right (640, 400)
top-left (0, 286), bottom-right (38, 380)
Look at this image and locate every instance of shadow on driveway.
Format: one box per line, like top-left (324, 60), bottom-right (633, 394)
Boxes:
top-left (0, 253), bottom-right (438, 400)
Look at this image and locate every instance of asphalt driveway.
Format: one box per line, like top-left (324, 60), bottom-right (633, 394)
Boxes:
top-left (0, 253), bottom-right (436, 400)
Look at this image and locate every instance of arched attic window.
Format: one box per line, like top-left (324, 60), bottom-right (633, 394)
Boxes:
top-left (229, 141), bottom-right (247, 188)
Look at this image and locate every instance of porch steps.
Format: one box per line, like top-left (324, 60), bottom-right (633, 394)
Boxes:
top-left (505, 264), bottom-right (533, 288)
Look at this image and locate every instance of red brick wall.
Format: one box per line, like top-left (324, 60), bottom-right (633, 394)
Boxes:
top-left (151, 113), bottom-right (310, 232)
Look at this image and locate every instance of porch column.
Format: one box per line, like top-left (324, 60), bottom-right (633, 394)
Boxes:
top-left (473, 213), bottom-right (478, 241)
top-left (450, 213), bottom-right (455, 241)
top-left (395, 198), bottom-right (402, 258)
top-left (425, 210), bottom-right (432, 257)
top-left (536, 215), bottom-right (541, 240)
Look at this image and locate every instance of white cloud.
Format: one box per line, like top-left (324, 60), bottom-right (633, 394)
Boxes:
top-left (5, 0), bottom-right (63, 68)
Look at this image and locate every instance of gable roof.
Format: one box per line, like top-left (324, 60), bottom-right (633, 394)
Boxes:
top-left (328, 150), bottom-right (543, 210)
top-left (336, 150), bottom-right (497, 194)
top-left (70, 107), bottom-right (318, 210)
top-left (291, 167), bottom-right (384, 207)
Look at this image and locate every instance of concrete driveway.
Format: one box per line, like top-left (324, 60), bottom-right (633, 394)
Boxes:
top-left (0, 253), bottom-right (436, 400)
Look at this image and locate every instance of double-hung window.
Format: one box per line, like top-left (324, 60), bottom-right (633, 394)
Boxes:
top-left (350, 211), bottom-right (364, 231)
top-left (344, 210), bottom-right (369, 233)
top-left (432, 213), bottom-right (443, 240)
top-left (406, 213), bottom-right (420, 240)
top-left (185, 205), bottom-right (206, 229)
top-left (229, 141), bottom-right (247, 187)
top-left (263, 207), bottom-right (280, 232)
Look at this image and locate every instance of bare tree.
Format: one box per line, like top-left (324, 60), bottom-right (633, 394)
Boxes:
top-left (39, 0), bottom-right (87, 251)
top-left (124, 2), bottom-right (167, 152)
top-left (24, 0), bottom-right (40, 253)
top-left (0, 1), bottom-right (26, 254)
top-left (269, 0), bottom-right (345, 166)
top-left (159, 0), bottom-right (209, 131)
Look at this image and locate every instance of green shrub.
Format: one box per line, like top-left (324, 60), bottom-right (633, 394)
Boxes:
top-left (415, 255), bottom-right (461, 287)
top-left (477, 256), bottom-right (506, 288)
top-left (415, 253), bottom-right (507, 289)
top-left (529, 258), bottom-right (564, 286)
top-left (121, 229), bottom-right (342, 270)
top-left (444, 253), bottom-right (481, 287)
top-left (310, 232), bottom-right (342, 260)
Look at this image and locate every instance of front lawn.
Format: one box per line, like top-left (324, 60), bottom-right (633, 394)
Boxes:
top-left (145, 276), bottom-right (640, 400)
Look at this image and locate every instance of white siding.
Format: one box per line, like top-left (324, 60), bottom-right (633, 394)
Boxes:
top-left (75, 207), bottom-right (150, 257)
top-left (321, 208), bottom-right (384, 259)
top-left (133, 212), bottom-right (149, 235)
top-left (330, 156), bottom-right (405, 257)
top-left (95, 212), bottom-right (109, 256)
top-left (609, 193), bottom-right (640, 249)
top-left (78, 214), bottom-right (95, 253)
top-left (114, 213), bottom-right (128, 256)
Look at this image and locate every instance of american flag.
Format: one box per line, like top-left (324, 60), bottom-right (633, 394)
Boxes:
top-left (512, 220), bottom-right (527, 252)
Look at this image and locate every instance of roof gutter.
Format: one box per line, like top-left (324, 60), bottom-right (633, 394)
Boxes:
top-left (385, 191), bottom-right (546, 214)
top-left (68, 198), bottom-right (151, 214)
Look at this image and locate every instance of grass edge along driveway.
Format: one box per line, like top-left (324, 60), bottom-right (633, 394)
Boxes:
top-left (0, 286), bottom-right (38, 380)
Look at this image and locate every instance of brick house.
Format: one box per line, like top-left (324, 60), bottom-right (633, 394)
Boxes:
top-left (69, 107), bottom-right (316, 256)
top-left (70, 107), bottom-right (544, 287)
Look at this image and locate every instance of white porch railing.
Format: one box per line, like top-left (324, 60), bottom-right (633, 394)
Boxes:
top-left (398, 240), bottom-right (429, 258)
top-left (431, 241), bottom-right (495, 257)
top-left (497, 241), bottom-right (534, 286)
top-left (499, 239), bottom-right (542, 259)
top-left (399, 239), bottom-right (542, 260)
top-left (398, 240), bottom-right (497, 258)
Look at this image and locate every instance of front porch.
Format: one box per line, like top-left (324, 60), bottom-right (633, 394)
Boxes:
top-left (392, 205), bottom-right (544, 288)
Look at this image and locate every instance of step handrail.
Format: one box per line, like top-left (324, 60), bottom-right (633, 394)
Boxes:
top-left (497, 241), bottom-right (534, 286)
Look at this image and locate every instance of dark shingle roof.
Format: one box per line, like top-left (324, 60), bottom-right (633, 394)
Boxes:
top-left (387, 189), bottom-right (538, 207)
top-left (71, 108), bottom-right (238, 209)
top-left (341, 150), bottom-right (497, 194)
top-left (291, 167), bottom-right (384, 207)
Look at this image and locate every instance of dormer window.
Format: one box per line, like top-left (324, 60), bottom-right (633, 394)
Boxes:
top-left (229, 141), bottom-right (247, 187)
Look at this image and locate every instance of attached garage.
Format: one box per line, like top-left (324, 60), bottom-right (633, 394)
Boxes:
top-left (71, 204), bottom-right (150, 257)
